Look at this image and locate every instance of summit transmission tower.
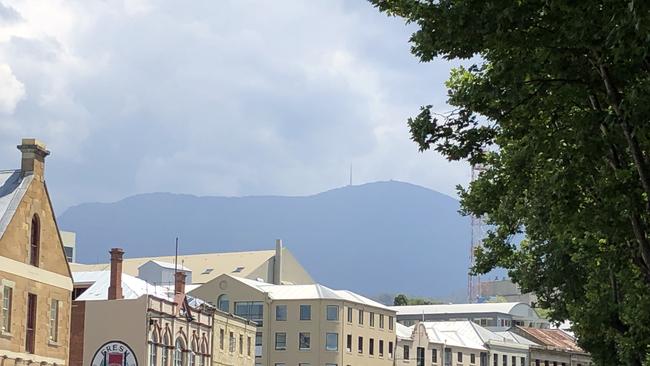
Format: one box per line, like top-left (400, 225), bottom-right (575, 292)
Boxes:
top-left (468, 164), bottom-right (487, 303)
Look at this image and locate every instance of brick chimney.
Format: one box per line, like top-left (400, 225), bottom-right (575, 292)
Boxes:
top-left (17, 138), bottom-right (50, 180)
top-left (174, 271), bottom-right (186, 295)
top-left (273, 239), bottom-right (283, 285)
top-left (108, 248), bottom-right (124, 300)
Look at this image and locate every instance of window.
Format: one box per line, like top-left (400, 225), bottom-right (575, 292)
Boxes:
top-left (432, 349), bottom-right (437, 363)
top-left (544, 362), bottom-right (549, 366)
top-left (219, 329), bottom-right (224, 350)
top-left (162, 333), bottom-right (170, 366)
top-left (389, 316), bottom-right (394, 330)
top-left (247, 336), bottom-right (252, 356)
top-left (358, 336), bottom-right (363, 353)
top-left (300, 305), bottom-right (311, 320)
top-left (299, 364), bottom-right (311, 366)
top-left (379, 314), bottom-right (385, 328)
top-left (174, 338), bottom-right (185, 366)
top-left (299, 332), bottom-right (310, 350)
top-left (403, 345), bottom-right (410, 360)
top-left (521, 358), bottom-right (526, 366)
top-left (512, 356), bottom-right (516, 366)
top-left (217, 294), bottom-right (229, 312)
top-left (274, 364), bottom-right (286, 366)
top-left (326, 333), bottom-right (338, 351)
top-left (276, 305), bottom-right (287, 321)
top-left (239, 334), bottom-right (244, 354)
top-left (379, 340), bottom-right (384, 357)
top-left (189, 340), bottom-right (197, 366)
top-left (325, 364), bottom-right (337, 366)
top-left (369, 312), bottom-right (375, 327)
top-left (346, 334), bottom-right (352, 352)
top-left (326, 305), bottom-right (339, 321)
top-left (535, 361), bottom-right (540, 366)
top-left (30, 215), bottom-right (40, 266)
top-left (149, 331), bottom-right (158, 366)
top-left (232, 266), bottom-right (245, 273)
top-left (201, 268), bottom-right (213, 275)
top-left (445, 348), bottom-right (452, 366)
top-left (471, 354), bottom-right (476, 364)
top-left (234, 301), bottom-right (264, 325)
top-left (358, 309), bottom-right (364, 325)
top-left (255, 332), bottom-right (262, 357)
top-left (49, 299), bottom-right (59, 342)
top-left (458, 352), bottom-right (463, 362)
top-left (1, 285), bottom-right (12, 332)
top-left (369, 338), bottom-right (374, 355)
top-left (229, 332), bottom-right (235, 353)
top-left (417, 347), bottom-right (425, 366)
top-left (503, 355), bottom-right (508, 366)
top-left (275, 332), bottom-right (287, 350)
top-left (389, 341), bottom-right (393, 358)
top-left (493, 354), bottom-right (498, 366)
top-left (25, 293), bottom-right (36, 353)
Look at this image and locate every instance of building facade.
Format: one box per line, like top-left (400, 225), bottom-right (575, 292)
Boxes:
top-left (392, 303), bottom-right (548, 331)
top-left (190, 274), bottom-right (397, 366)
top-left (509, 327), bottom-right (592, 366)
top-left (0, 139), bottom-right (73, 366)
top-left (396, 321), bottom-right (529, 366)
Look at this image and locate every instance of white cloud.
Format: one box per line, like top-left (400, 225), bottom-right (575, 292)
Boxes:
top-left (0, 63), bottom-right (24, 113)
top-left (0, 0), bottom-right (471, 210)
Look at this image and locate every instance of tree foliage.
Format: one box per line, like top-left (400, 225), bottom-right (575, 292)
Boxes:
top-left (371, 1), bottom-right (650, 364)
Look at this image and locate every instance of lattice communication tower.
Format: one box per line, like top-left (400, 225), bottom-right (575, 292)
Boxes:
top-left (468, 164), bottom-right (487, 303)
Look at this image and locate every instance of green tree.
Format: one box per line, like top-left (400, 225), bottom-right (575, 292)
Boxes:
top-left (371, 1), bottom-right (650, 364)
top-left (393, 294), bottom-right (409, 306)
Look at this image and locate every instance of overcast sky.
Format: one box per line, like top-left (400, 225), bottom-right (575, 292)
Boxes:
top-left (0, 0), bottom-right (469, 212)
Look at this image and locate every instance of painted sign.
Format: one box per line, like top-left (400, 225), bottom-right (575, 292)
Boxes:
top-left (91, 341), bottom-right (138, 366)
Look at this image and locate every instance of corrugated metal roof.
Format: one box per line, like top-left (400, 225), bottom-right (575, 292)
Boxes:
top-left (514, 326), bottom-right (583, 352)
top-left (0, 170), bottom-right (32, 239)
top-left (496, 331), bottom-right (539, 346)
top-left (73, 271), bottom-right (172, 301)
top-left (146, 260), bottom-right (191, 272)
top-left (231, 276), bottom-right (394, 311)
top-left (396, 323), bottom-right (413, 340)
top-left (391, 302), bottom-right (524, 315)
top-left (420, 321), bottom-right (504, 350)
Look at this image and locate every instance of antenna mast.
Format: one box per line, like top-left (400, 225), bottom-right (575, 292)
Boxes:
top-left (468, 164), bottom-right (486, 303)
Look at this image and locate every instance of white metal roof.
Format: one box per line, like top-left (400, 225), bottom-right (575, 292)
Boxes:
top-left (396, 323), bottom-right (414, 340)
top-left (145, 260), bottom-right (192, 272)
top-left (231, 276), bottom-right (393, 311)
top-left (496, 331), bottom-right (539, 346)
top-left (0, 170), bottom-right (32, 239)
top-left (73, 271), bottom-right (172, 301)
top-left (391, 302), bottom-right (528, 316)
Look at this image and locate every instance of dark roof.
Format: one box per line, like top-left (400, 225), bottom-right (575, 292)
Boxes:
top-left (515, 326), bottom-right (584, 352)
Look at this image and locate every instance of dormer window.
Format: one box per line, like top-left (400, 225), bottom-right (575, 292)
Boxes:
top-left (29, 215), bottom-right (40, 267)
top-left (232, 266), bottom-right (244, 273)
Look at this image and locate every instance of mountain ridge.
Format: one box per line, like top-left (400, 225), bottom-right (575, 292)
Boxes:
top-left (58, 180), bottom-right (470, 299)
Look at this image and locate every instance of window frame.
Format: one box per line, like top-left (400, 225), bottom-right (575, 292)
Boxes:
top-left (1, 283), bottom-right (13, 333)
top-left (326, 305), bottom-right (339, 321)
top-left (325, 332), bottom-right (338, 351)
top-left (275, 304), bottom-right (287, 321)
top-left (275, 332), bottom-right (287, 351)
top-left (299, 332), bottom-right (311, 350)
top-left (299, 304), bottom-right (311, 321)
top-left (49, 299), bottom-right (60, 342)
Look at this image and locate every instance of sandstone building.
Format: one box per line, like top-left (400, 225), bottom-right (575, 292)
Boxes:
top-left (0, 139), bottom-right (73, 366)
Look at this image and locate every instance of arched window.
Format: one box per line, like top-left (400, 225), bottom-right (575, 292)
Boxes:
top-left (161, 332), bottom-right (170, 366)
top-left (189, 338), bottom-right (197, 366)
top-left (198, 339), bottom-right (207, 366)
top-left (149, 330), bottom-right (159, 366)
top-left (174, 337), bottom-right (186, 366)
top-left (217, 294), bottom-right (229, 312)
top-left (29, 215), bottom-right (40, 266)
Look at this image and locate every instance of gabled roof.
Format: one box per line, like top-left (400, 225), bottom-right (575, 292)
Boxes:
top-left (70, 249), bottom-right (278, 284)
top-left (144, 260), bottom-right (192, 272)
top-left (73, 271), bottom-right (171, 301)
top-left (396, 323), bottom-right (413, 340)
top-left (230, 276), bottom-right (393, 311)
top-left (0, 170), bottom-right (32, 239)
top-left (514, 326), bottom-right (584, 352)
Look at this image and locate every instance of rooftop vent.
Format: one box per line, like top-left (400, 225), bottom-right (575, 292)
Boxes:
top-left (232, 266), bottom-right (245, 273)
top-left (201, 268), bottom-right (213, 275)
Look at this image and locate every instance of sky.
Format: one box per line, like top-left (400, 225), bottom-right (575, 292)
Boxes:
top-left (0, 0), bottom-right (470, 212)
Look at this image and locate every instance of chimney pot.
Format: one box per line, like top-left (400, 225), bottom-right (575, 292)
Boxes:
top-left (108, 248), bottom-right (124, 300)
top-left (17, 138), bottom-right (50, 179)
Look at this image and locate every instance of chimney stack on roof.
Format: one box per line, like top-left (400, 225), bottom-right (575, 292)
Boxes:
top-left (108, 248), bottom-right (124, 300)
top-left (273, 239), bottom-right (283, 285)
top-left (17, 138), bottom-right (50, 180)
top-left (174, 271), bottom-right (186, 295)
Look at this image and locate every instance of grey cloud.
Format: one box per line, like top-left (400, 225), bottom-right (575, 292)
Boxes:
top-left (0, 0), bottom-right (469, 211)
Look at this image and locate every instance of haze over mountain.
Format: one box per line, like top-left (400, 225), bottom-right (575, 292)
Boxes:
top-left (58, 180), bottom-right (470, 299)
